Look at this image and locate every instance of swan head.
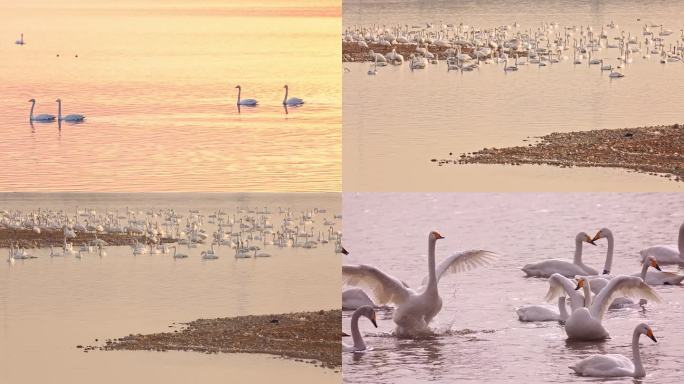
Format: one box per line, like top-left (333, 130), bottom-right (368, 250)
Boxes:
top-left (356, 305), bottom-right (378, 328)
top-left (55, 98), bottom-right (61, 103)
top-left (429, 231), bottom-right (444, 241)
top-left (637, 323), bottom-right (657, 342)
top-left (577, 232), bottom-right (597, 246)
top-left (28, 99), bottom-right (35, 103)
top-left (574, 277), bottom-right (588, 290)
top-left (235, 85), bottom-right (241, 89)
top-left (283, 85), bottom-right (289, 89)
top-left (590, 228), bottom-right (612, 242)
top-left (645, 255), bottom-right (662, 271)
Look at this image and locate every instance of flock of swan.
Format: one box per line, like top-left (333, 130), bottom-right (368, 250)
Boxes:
top-left (4, 205), bottom-right (343, 263)
top-left (344, 20), bottom-right (684, 78)
top-left (342, 222), bottom-right (684, 378)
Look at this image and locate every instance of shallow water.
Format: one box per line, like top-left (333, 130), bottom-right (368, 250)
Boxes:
top-left (342, 193), bottom-right (684, 383)
top-left (0, 0), bottom-right (341, 192)
top-left (0, 192), bottom-right (341, 383)
top-left (343, 0), bottom-right (684, 191)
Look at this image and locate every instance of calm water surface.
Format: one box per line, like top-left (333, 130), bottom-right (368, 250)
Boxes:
top-left (0, 0), bottom-right (341, 192)
top-left (0, 192), bottom-right (341, 384)
top-left (343, 0), bottom-right (684, 191)
top-left (343, 193), bottom-right (684, 383)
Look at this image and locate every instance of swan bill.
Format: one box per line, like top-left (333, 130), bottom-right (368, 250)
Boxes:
top-left (647, 329), bottom-right (657, 342)
top-left (370, 313), bottom-right (378, 328)
top-left (341, 247), bottom-right (349, 255)
top-left (649, 258), bottom-right (662, 271)
top-left (575, 278), bottom-right (585, 290)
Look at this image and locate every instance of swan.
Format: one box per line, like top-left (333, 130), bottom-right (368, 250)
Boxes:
top-left (49, 245), bottom-right (64, 257)
top-left (343, 288), bottom-right (376, 310)
top-left (15, 33), bottom-right (25, 45)
top-left (549, 276), bottom-right (660, 340)
top-left (590, 228), bottom-right (615, 274)
top-left (282, 85), bottom-right (304, 106)
top-left (201, 243), bottom-right (219, 259)
top-left (343, 231), bottom-right (497, 337)
top-left (56, 99), bottom-right (85, 122)
top-left (28, 99), bottom-right (55, 122)
top-left (639, 221), bottom-right (684, 265)
top-left (516, 297), bottom-right (569, 322)
top-left (635, 255), bottom-right (684, 285)
top-left (343, 305), bottom-right (377, 353)
top-left (234, 85), bottom-right (257, 106)
top-left (570, 323), bottom-right (657, 378)
top-left (171, 246), bottom-right (188, 259)
top-left (521, 232), bottom-right (597, 278)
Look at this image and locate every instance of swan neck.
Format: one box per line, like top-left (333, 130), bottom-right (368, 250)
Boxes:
top-left (558, 297), bottom-right (569, 321)
top-left (57, 100), bottom-right (62, 120)
top-left (640, 260), bottom-right (649, 280)
top-left (283, 87), bottom-right (288, 104)
top-left (427, 237), bottom-right (437, 290)
top-left (573, 237), bottom-right (583, 264)
top-left (603, 232), bottom-right (614, 274)
top-left (237, 88), bottom-right (241, 102)
top-left (582, 281), bottom-right (592, 308)
top-left (632, 329), bottom-right (645, 377)
top-left (29, 101), bottom-right (35, 120)
top-left (350, 310), bottom-right (366, 351)
top-left (678, 223), bottom-right (684, 255)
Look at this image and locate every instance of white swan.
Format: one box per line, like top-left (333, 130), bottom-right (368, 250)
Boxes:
top-left (521, 232), bottom-right (597, 278)
top-left (282, 85), bottom-right (304, 106)
top-left (516, 297), bottom-right (569, 322)
top-left (15, 33), bottom-right (25, 45)
top-left (49, 245), bottom-right (64, 257)
top-left (343, 288), bottom-right (376, 310)
top-left (570, 323), bottom-right (657, 378)
top-left (545, 273), bottom-right (588, 312)
top-left (28, 99), bottom-right (55, 122)
top-left (590, 228), bottom-right (616, 274)
top-left (551, 276), bottom-right (660, 340)
top-left (343, 305), bottom-right (377, 353)
top-left (640, 222), bottom-right (684, 265)
top-left (343, 231), bottom-right (497, 337)
top-left (56, 99), bottom-right (85, 122)
top-left (171, 246), bottom-right (188, 259)
top-left (235, 85), bottom-right (258, 106)
top-left (201, 243), bottom-right (219, 259)
top-left (635, 255), bottom-right (684, 285)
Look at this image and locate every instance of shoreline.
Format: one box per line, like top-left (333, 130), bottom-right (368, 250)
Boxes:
top-left (343, 41), bottom-right (485, 62)
top-left (437, 124), bottom-right (683, 181)
top-left (0, 228), bottom-right (175, 248)
top-left (88, 310), bottom-right (341, 370)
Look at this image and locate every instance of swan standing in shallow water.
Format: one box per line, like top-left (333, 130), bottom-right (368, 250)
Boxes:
top-left (343, 305), bottom-right (377, 353)
top-left (640, 221), bottom-right (684, 265)
top-left (570, 323), bottom-right (657, 377)
top-left (28, 99), bottom-right (55, 122)
top-left (282, 85), bottom-right (304, 106)
top-left (56, 99), bottom-right (85, 122)
top-left (343, 231), bottom-right (497, 337)
top-left (521, 232), bottom-right (597, 278)
top-left (549, 276), bottom-right (660, 340)
top-left (234, 85), bottom-right (258, 106)
top-left (517, 297), bottom-right (569, 322)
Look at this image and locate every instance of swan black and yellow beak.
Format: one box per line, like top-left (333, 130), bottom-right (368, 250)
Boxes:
top-left (434, 232), bottom-right (444, 240)
top-left (647, 328), bottom-right (657, 342)
top-left (370, 313), bottom-right (378, 328)
top-left (650, 259), bottom-right (662, 271)
top-left (575, 279), bottom-right (585, 290)
top-left (591, 231), bottom-right (603, 242)
top-left (585, 234), bottom-right (597, 246)
top-left (341, 247), bottom-right (349, 255)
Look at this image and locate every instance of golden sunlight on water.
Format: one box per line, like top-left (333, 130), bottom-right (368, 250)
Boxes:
top-left (0, 0), bottom-right (341, 192)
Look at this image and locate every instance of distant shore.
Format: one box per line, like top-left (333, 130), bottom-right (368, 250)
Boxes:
top-left (0, 228), bottom-right (174, 248)
top-left (90, 309), bottom-right (341, 370)
top-left (435, 124), bottom-right (683, 181)
top-left (343, 41), bottom-right (482, 62)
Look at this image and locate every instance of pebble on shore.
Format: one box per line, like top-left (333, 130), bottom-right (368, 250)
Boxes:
top-left (445, 124), bottom-right (683, 181)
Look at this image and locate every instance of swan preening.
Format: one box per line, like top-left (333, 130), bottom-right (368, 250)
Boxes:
top-left (28, 99), bottom-right (56, 122)
top-left (570, 323), bottom-right (657, 377)
top-left (235, 85), bottom-right (258, 106)
top-left (343, 231), bottom-right (498, 337)
top-left (343, 305), bottom-right (377, 353)
top-left (640, 221), bottom-right (684, 265)
top-left (56, 99), bottom-right (85, 122)
top-left (282, 85), bottom-right (304, 106)
top-left (521, 232), bottom-right (599, 278)
top-left (546, 275), bottom-right (660, 340)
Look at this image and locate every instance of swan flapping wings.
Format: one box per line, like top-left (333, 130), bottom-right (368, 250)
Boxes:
top-left (420, 250), bottom-right (499, 286)
top-left (590, 276), bottom-right (661, 320)
top-left (342, 264), bottom-right (414, 306)
top-left (545, 273), bottom-right (586, 312)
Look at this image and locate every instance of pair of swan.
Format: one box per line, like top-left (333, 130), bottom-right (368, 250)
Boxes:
top-left (640, 221), bottom-right (684, 265)
top-left (234, 85), bottom-right (304, 107)
top-left (546, 274), bottom-right (660, 340)
top-left (28, 99), bottom-right (85, 122)
top-left (342, 305), bottom-right (377, 353)
top-left (570, 323), bottom-right (657, 378)
top-left (343, 231), bottom-right (498, 337)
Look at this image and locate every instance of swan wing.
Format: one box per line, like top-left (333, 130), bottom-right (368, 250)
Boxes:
top-left (342, 264), bottom-right (413, 306)
top-left (421, 250), bottom-right (498, 286)
top-left (590, 276), bottom-right (661, 320)
top-left (545, 273), bottom-right (585, 311)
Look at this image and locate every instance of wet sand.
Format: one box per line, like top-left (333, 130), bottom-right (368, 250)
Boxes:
top-left (0, 228), bottom-right (174, 248)
top-left (436, 124), bottom-right (683, 181)
top-left (91, 310), bottom-right (341, 370)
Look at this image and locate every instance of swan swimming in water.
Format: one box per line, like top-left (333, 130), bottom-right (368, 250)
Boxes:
top-left (570, 323), bottom-right (657, 378)
top-left (521, 232), bottom-right (598, 278)
top-left (343, 231), bottom-right (497, 337)
top-left (15, 33), bottom-right (25, 45)
top-left (235, 85), bottom-right (258, 106)
top-left (28, 99), bottom-right (55, 122)
top-left (342, 305), bottom-right (377, 353)
top-left (634, 255), bottom-right (684, 285)
top-left (516, 297), bottom-right (569, 322)
top-left (56, 99), bottom-right (85, 122)
top-left (548, 276), bottom-right (660, 340)
top-left (282, 85), bottom-right (304, 106)
top-left (639, 221), bottom-right (684, 265)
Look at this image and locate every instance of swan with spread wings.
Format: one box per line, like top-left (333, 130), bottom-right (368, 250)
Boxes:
top-left (342, 231), bottom-right (498, 337)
